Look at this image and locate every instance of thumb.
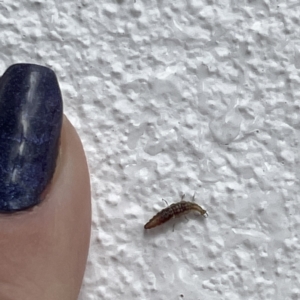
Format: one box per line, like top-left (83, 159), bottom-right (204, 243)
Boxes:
top-left (0, 64), bottom-right (91, 300)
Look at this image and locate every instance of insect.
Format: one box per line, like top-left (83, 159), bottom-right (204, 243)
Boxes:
top-left (144, 194), bottom-right (207, 229)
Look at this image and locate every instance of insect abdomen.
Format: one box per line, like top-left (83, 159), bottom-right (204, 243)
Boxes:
top-left (144, 207), bottom-right (174, 229)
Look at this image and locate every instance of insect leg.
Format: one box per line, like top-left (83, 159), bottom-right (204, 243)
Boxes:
top-left (180, 193), bottom-right (185, 201)
top-left (192, 192), bottom-right (196, 202)
top-left (162, 198), bottom-right (168, 206)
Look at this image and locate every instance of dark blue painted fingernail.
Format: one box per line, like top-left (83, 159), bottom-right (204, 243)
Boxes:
top-left (0, 64), bottom-right (63, 212)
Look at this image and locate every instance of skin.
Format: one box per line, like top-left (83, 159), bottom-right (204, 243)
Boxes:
top-left (0, 116), bottom-right (91, 300)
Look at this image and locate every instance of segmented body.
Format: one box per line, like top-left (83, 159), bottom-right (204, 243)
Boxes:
top-left (144, 201), bottom-right (207, 229)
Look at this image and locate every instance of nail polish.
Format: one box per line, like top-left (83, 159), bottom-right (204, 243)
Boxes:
top-left (0, 64), bottom-right (63, 212)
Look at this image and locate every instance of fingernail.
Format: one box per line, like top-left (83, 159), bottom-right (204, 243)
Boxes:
top-left (0, 64), bottom-right (63, 212)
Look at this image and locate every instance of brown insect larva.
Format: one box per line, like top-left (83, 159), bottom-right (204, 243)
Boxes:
top-left (144, 195), bottom-right (207, 229)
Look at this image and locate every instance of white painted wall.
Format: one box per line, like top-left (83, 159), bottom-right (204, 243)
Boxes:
top-left (2, 1), bottom-right (300, 299)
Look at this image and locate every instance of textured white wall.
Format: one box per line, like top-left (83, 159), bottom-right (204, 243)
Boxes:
top-left (2, 0), bottom-right (300, 299)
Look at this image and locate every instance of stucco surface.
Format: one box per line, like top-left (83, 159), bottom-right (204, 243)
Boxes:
top-left (1, 0), bottom-right (300, 299)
